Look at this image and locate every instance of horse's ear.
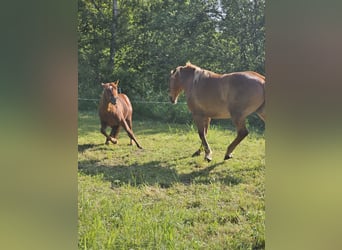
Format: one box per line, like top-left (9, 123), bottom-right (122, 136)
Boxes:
top-left (116, 80), bottom-right (120, 86)
top-left (101, 83), bottom-right (105, 87)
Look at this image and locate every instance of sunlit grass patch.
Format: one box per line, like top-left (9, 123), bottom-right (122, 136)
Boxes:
top-left (78, 112), bottom-right (265, 249)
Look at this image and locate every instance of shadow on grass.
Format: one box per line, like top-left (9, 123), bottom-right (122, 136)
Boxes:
top-left (78, 142), bottom-right (264, 189)
top-left (178, 161), bottom-right (243, 186)
top-left (79, 159), bottom-right (178, 188)
top-left (78, 143), bottom-right (104, 153)
top-left (79, 153), bottom-right (244, 188)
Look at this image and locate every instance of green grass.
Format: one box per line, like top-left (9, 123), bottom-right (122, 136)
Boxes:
top-left (78, 111), bottom-right (265, 249)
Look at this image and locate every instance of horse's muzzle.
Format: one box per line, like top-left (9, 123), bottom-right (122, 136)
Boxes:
top-left (110, 96), bottom-right (117, 105)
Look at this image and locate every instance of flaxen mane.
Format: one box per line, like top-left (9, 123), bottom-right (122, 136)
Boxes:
top-left (185, 62), bottom-right (211, 84)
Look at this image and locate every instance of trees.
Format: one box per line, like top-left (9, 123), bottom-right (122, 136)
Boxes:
top-left (78, 0), bottom-right (265, 114)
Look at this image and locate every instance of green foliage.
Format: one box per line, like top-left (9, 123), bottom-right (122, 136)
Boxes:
top-left (133, 102), bottom-right (192, 124)
top-left (78, 0), bottom-right (265, 132)
top-left (78, 0), bottom-right (265, 101)
top-left (78, 112), bottom-right (265, 249)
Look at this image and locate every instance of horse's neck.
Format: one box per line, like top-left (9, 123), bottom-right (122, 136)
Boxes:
top-left (182, 78), bottom-right (194, 97)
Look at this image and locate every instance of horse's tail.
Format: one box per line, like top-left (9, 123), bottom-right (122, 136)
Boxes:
top-left (255, 82), bottom-right (266, 121)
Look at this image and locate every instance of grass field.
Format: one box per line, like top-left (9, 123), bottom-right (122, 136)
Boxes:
top-left (78, 111), bottom-right (265, 249)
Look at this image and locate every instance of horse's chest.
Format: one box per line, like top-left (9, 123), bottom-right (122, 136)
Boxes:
top-left (100, 107), bottom-right (122, 126)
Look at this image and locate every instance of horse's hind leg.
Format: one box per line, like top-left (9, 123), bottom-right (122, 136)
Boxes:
top-left (125, 117), bottom-right (133, 145)
top-left (193, 115), bottom-right (212, 162)
top-left (120, 119), bottom-right (142, 149)
top-left (224, 116), bottom-right (249, 160)
top-left (256, 102), bottom-right (266, 122)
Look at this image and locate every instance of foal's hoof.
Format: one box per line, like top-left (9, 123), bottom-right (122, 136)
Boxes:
top-left (110, 137), bottom-right (118, 144)
top-left (192, 150), bottom-right (201, 157)
top-left (224, 154), bottom-right (233, 160)
top-left (205, 156), bottom-right (212, 162)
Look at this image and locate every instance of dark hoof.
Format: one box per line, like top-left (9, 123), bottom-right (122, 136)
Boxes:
top-left (224, 154), bottom-right (233, 160)
top-left (105, 141), bottom-right (109, 145)
top-left (192, 150), bottom-right (201, 157)
top-left (205, 156), bottom-right (212, 162)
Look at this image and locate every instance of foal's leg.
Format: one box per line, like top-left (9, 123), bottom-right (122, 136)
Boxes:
top-left (192, 117), bottom-right (211, 158)
top-left (193, 115), bottom-right (212, 162)
top-left (109, 126), bottom-right (120, 144)
top-left (101, 122), bottom-right (117, 144)
top-left (120, 119), bottom-right (142, 149)
top-left (224, 116), bottom-right (249, 160)
top-left (126, 116), bottom-right (133, 145)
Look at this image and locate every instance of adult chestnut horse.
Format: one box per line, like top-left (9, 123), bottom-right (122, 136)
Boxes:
top-left (99, 80), bottom-right (142, 149)
top-left (169, 62), bottom-right (265, 161)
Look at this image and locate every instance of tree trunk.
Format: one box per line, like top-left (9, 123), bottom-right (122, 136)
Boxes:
top-left (108, 0), bottom-right (118, 71)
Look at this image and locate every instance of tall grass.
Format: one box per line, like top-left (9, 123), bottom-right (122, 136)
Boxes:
top-left (78, 112), bottom-right (265, 249)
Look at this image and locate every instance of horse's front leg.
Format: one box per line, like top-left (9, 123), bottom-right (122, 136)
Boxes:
top-left (192, 144), bottom-right (203, 157)
top-left (100, 122), bottom-right (117, 145)
top-left (109, 125), bottom-right (120, 144)
top-left (193, 115), bottom-right (212, 162)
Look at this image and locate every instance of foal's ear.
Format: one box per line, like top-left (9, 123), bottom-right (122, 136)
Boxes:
top-left (101, 83), bottom-right (106, 87)
top-left (114, 80), bottom-right (119, 86)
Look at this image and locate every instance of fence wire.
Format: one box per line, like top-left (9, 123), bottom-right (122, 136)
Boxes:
top-left (78, 98), bottom-right (187, 105)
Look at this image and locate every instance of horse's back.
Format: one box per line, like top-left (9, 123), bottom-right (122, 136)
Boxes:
top-left (223, 72), bottom-right (265, 116)
top-left (189, 71), bottom-right (265, 118)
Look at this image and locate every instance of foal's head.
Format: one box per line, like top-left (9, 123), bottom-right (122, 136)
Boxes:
top-left (169, 67), bottom-right (183, 104)
top-left (101, 80), bottom-right (119, 105)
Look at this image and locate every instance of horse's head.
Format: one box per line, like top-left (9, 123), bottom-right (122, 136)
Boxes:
top-left (169, 67), bottom-right (183, 104)
top-left (101, 80), bottom-right (119, 105)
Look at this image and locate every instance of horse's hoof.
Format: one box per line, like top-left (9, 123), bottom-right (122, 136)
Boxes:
top-left (110, 138), bottom-right (118, 144)
top-left (105, 141), bottom-right (109, 145)
top-left (205, 155), bottom-right (212, 162)
top-left (224, 154), bottom-right (233, 160)
top-left (192, 150), bottom-right (201, 157)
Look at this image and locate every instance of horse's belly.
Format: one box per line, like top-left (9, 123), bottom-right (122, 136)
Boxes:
top-left (209, 109), bottom-right (231, 119)
top-left (212, 112), bottom-right (231, 119)
top-left (190, 105), bottom-right (231, 119)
